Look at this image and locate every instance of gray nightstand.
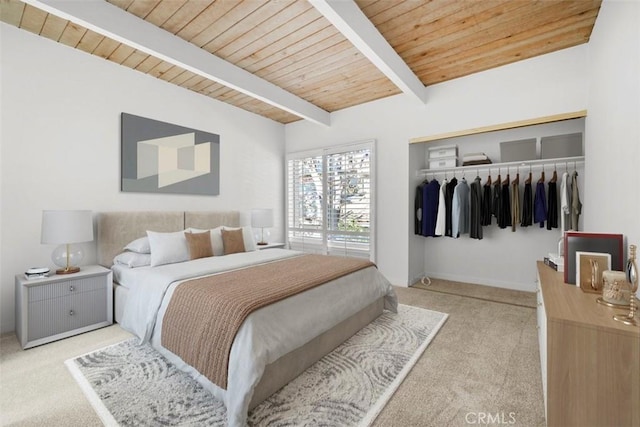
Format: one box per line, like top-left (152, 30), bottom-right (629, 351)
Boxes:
top-left (256, 243), bottom-right (286, 250)
top-left (15, 265), bottom-right (113, 349)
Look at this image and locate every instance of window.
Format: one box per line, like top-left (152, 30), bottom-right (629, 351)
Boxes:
top-left (286, 141), bottom-right (375, 260)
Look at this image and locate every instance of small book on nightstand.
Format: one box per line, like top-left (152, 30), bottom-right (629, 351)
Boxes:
top-left (24, 267), bottom-right (50, 280)
top-left (544, 255), bottom-right (564, 272)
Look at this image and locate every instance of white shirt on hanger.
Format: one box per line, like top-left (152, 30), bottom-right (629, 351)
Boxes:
top-left (435, 179), bottom-right (447, 236)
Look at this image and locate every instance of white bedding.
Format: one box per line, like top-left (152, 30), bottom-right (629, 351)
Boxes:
top-left (118, 249), bottom-right (397, 427)
top-left (111, 263), bottom-right (152, 290)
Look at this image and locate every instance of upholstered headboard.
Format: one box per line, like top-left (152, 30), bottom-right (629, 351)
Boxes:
top-left (184, 211), bottom-right (240, 230)
top-left (96, 211), bottom-right (240, 267)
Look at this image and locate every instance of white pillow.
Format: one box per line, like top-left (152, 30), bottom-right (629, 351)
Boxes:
top-left (146, 230), bottom-right (190, 267)
top-left (189, 226), bottom-right (224, 256)
top-left (124, 236), bottom-right (151, 254)
top-left (113, 252), bottom-right (151, 268)
top-left (224, 226), bottom-right (256, 252)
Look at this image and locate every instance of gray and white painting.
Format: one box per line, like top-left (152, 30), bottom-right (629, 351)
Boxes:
top-left (121, 113), bottom-right (220, 195)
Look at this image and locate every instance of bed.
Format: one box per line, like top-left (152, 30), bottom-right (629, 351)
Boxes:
top-left (97, 211), bottom-right (397, 426)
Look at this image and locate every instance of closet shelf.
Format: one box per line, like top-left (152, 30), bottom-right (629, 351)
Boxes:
top-left (417, 155), bottom-right (584, 177)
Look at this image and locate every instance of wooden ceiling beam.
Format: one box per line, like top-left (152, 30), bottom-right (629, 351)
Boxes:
top-left (23, 0), bottom-right (331, 126)
top-left (310, 0), bottom-right (426, 104)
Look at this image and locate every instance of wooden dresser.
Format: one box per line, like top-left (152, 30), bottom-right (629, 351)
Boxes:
top-left (537, 261), bottom-right (639, 426)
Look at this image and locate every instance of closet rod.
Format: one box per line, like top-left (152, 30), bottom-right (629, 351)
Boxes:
top-left (417, 155), bottom-right (584, 177)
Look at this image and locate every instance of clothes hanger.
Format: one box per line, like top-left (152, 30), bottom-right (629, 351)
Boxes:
top-left (525, 164), bottom-right (532, 184)
top-left (496, 168), bottom-right (502, 185)
top-left (486, 170), bottom-right (492, 186)
top-left (514, 166), bottom-right (520, 185)
top-left (504, 166), bottom-right (510, 186)
top-left (550, 164), bottom-right (558, 183)
top-left (538, 165), bottom-right (545, 183)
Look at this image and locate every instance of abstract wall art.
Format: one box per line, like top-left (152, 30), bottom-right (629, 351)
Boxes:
top-left (121, 113), bottom-right (220, 196)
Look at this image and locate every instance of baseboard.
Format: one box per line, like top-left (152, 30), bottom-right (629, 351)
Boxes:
top-left (413, 272), bottom-right (536, 293)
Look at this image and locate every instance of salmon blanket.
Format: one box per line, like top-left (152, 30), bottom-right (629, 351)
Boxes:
top-left (161, 254), bottom-right (375, 389)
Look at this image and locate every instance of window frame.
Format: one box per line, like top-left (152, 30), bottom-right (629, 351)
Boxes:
top-left (286, 140), bottom-right (376, 261)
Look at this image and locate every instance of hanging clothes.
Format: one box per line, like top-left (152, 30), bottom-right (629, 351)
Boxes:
top-left (434, 178), bottom-right (447, 236)
top-left (414, 181), bottom-right (426, 235)
top-left (534, 182), bottom-right (547, 228)
top-left (444, 177), bottom-right (458, 237)
top-left (492, 180), bottom-right (501, 220)
top-left (547, 180), bottom-right (558, 230)
top-left (422, 179), bottom-right (440, 237)
top-left (481, 178), bottom-right (493, 226)
top-left (571, 170), bottom-right (582, 230)
top-left (470, 176), bottom-right (483, 240)
top-left (521, 181), bottom-right (533, 227)
top-left (452, 178), bottom-right (470, 238)
top-left (511, 180), bottom-right (520, 232)
top-left (560, 171), bottom-right (572, 233)
top-left (421, 182), bottom-right (429, 236)
top-left (498, 180), bottom-right (511, 229)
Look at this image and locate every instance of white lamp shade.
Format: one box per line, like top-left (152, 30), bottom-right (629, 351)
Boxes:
top-left (41, 210), bottom-right (94, 244)
top-left (251, 209), bottom-right (273, 228)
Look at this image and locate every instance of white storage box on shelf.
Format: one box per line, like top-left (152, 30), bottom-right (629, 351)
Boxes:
top-left (428, 156), bottom-right (457, 169)
top-left (427, 145), bottom-right (457, 159)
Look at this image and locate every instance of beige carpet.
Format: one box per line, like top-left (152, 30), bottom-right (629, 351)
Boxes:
top-left (373, 285), bottom-right (544, 427)
top-left (0, 283), bottom-right (544, 427)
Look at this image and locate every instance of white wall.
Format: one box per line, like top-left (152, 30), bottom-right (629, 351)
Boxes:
top-left (286, 44), bottom-right (588, 288)
top-left (0, 24), bottom-right (285, 333)
top-left (584, 0), bottom-right (640, 297)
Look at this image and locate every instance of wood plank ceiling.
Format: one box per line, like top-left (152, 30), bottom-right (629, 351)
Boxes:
top-left (1, 0), bottom-right (601, 124)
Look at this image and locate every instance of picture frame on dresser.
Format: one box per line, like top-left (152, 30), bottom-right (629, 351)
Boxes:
top-left (564, 232), bottom-right (624, 284)
top-left (575, 251), bottom-right (611, 293)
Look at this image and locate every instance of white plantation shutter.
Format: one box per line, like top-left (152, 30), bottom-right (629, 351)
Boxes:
top-left (286, 141), bottom-right (375, 260)
top-left (286, 152), bottom-right (325, 254)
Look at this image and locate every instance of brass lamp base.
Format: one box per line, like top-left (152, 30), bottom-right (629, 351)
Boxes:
top-left (596, 297), bottom-right (630, 308)
top-left (613, 291), bottom-right (638, 326)
top-left (56, 266), bottom-right (80, 275)
top-left (613, 313), bottom-right (638, 326)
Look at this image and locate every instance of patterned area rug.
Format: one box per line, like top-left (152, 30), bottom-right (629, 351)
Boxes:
top-left (66, 305), bottom-right (448, 426)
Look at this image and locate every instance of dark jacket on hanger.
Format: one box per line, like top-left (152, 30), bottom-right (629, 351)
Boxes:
top-left (470, 177), bottom-right (483, 239)
top-left (521, 182), bottom-right (533, 227)
top-left (422, 179), bottom-right (440, 237)
top-left (481, 180), bottom-right (492, 226)
top-left (492, 180), bottom-right (501, 219)
top-left (547, 181), bottom-right (558, 230)
top-left (498, 181), bottom-right (512, 229)
top-left (534, 182), bottom-right (547, 228)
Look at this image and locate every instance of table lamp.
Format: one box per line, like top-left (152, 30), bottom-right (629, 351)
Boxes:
top-left (251, 208), bottom-right (273, 246)
top-left (41, 210), bottom-right (94, 274)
